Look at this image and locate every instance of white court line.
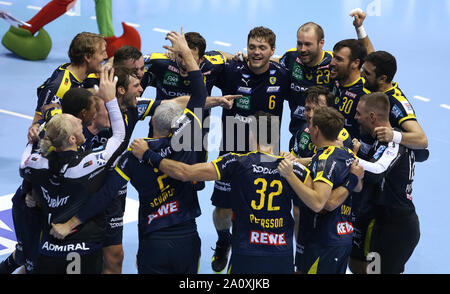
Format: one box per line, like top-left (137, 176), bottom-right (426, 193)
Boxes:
top-left (125, 22), bottom-right (140, 28)
top-left (0, 1), bottom-right (12, 6)
top-left (26, 5), bottom-right (41, 10)
top-left (153, 27), bottom-right (170, 34)
top-left (0, 193), bottom-right (14, 211)
top-left (440, 104), bottom-right (450, 110)
top-left (414, 95), bottom-right (430, 102)
top-left (0, 109), bottom-right (33, 120)
top-left (90, 16), bottom-right (97, 20)
top-left (214, 41), bottom-right (231, 47)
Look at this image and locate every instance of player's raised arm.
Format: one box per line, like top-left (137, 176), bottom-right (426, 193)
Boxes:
top-left (350, 8), bottom-right (375, 54)
top-left (164, 28), bottom-right (207, 111)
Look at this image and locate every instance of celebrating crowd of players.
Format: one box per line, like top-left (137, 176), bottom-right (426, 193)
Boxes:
top-left (0, 8), bottom-right (428, 274)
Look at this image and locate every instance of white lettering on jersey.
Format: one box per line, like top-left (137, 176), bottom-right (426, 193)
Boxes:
top-left (147, 200), bottom-right (179, 225)
top-left (249, 231), bottom-right (287, 246)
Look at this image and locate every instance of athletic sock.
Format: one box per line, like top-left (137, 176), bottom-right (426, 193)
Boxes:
top-left (216, 229), bottom-right (231, 246)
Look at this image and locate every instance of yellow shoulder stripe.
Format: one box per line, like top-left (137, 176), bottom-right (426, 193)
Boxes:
top-left (114, 165), bottom-right (130, 182)
top-left (324, 50), bottom-right (334, 57)
top-left (150, 53), bottom-right (169, 60)
top-left (314, 171), bottom-right (333, 187)
top-left (338, 128), bottom-right (349, 142)
top-left (211, 159), bottom-right (222, 181)
top-left (55, 70), bottom-right (72, 100)
top-left (141, 99), bottom-right (155, 119)
top-left (204, 54), bottom-right (225, 65)
top-left (184, 108), bottom-right (202, 128)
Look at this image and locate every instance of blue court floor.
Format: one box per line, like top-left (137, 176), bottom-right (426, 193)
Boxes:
top-left (0, 0), bottom-right (449, 274)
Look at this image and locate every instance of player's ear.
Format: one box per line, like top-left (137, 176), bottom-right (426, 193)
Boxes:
top-left (83, 53), bottom-right (92, 65)
top-left (117, 85), bottom-right (126, 96)
top-left (378, 74), bottom-right (388, 84)
top-left (67, 134), bottom-right (76, 146)
top-left (352, 58), bottom-right (361, 70)
top-left (318, 38), bottom-right (325, 48)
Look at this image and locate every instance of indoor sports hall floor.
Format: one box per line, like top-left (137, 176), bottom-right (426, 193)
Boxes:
top-left (0, 0), bottom-right (449, 274)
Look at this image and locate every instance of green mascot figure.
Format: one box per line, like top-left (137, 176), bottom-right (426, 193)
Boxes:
top-left (1, 0), bottom-right (141, 60)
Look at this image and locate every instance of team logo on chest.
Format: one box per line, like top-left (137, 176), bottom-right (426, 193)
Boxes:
top-left (292, 63), bottom-right (304, 80)
top-left (163, 72), bottom-right (179, 86)
top-left (235, 96), bottom-right (251, 110)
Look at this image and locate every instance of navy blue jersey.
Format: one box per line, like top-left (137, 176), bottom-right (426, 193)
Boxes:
top-left (291, 127), bottom-right (353, 159)
top-left (215, 60), bottom-right (290, 154)
top-left (279, 49), bottom-right (334, 142)
top-left (36, 63), bottom-right (83, 116)
top-left (79, 107), bottom-right (204, 238)
top-left (212, 152), bottom-right (310, 257)
top-left (18, 98), bottom-right (125, 257)
top-left (297, 146), bottom-right (356, 247)
top-left (82, 73), bottom-right (100, 89)
top-left (142, 51), bottom-right (224, 140)
top-left (75, 70), bottom-right (208, 237)
top-left (331, 77), bottom-right (371, 139)
top-left (142, 51), bottom-right (225, 97)
top-left (82, 127), bottom-right (112, 151)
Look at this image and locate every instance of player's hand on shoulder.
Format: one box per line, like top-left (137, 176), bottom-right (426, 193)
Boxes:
top-left (280, 151), bottom-right (297, 162)
top-left (352, 138), bottom-right (361, 154)
top-left (27, 123), bottom-right (41, 143)
top-left (130, 138), bottom-right (149, 161)
top-left (374, 126), bottom-right (394, 143)
top-left (278, 158), bottom-right (294, 178)
top-left (232, 51), bottom-right (247, 62)
top-left (350, 159), bottom-right (364, 180)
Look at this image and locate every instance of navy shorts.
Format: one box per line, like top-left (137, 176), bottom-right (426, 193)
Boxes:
top-left (33, 249), bottom-right (103, 274)
top-left (350, 213), bottom-right (376, 261)
top-left (103, 185), bottom-right (127, 247)
top-left (228, 254), bottom-right (294, 274)
top-left (297, 242), bottom-right (352, 274)
top-left (137, 231), bottom-right (201, 274)
top-left (369, 207), bottom-right (420, 274)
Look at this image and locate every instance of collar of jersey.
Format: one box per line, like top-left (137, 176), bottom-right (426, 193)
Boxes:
top-left (343, 76), bottom-right (365, 88)
top-left (383, 82), bottom-right (398, 93)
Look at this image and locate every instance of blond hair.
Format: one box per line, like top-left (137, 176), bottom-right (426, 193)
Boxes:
top-left (40, 113), bottom-right (76, 156)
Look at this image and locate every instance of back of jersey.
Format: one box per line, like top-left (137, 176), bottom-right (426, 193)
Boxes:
top-left (212, 152), bottom-right (309, 257)
top-left (306, 146), bottom-right (356, 247)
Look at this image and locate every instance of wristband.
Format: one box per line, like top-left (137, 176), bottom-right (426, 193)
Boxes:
top-left (392, 130), bottom-right (403, 144)
top-left (142, 148), bottom-right (163, 168)
top-left (356, 25), bottom-right (367, 39)
top-left (344, 173), bottom-right (359, 193)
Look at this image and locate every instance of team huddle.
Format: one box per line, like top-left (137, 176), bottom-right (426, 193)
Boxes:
top-left (0, 9), bottom-right (428, 274)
